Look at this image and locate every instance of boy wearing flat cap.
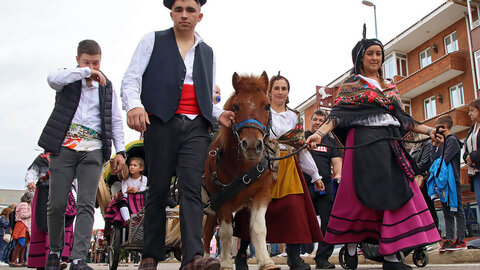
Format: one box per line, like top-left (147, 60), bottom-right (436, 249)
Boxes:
top-left (121, 1), bottom-right (234, 270)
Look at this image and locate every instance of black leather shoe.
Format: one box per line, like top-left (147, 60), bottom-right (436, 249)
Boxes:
top-left (382, 261), bottom-right (412, 270)
top-left (315, 259), bottom-right (335, 269)
top-left (287, 255), bottom-right (311, 270)
top-left (45, 253), bottom-right (60, 270)
top-left (69, 260), bottom-right (93, 270)
top-left (344, 251), bottom-right (358, 269)
top-left (234, 253), bottom-right (248, 270)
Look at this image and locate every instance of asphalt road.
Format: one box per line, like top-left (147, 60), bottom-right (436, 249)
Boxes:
top-left (2, 263), bottom-right (478, 270)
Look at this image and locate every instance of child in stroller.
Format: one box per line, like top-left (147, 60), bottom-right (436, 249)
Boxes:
top-left (105, 157), bottom-right (147, 226)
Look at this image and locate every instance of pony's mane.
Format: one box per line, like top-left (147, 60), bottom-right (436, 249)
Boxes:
top-left (223, 74), bottom-right (268, 111)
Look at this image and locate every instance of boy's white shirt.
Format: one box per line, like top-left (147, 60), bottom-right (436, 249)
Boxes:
top-left (47, 67), bottom-right (125, 152)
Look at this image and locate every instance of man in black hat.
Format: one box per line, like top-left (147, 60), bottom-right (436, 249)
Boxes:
top-left (121, 1), bottom-right (233, 270)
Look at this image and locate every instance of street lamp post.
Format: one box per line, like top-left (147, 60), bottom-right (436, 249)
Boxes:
top-left (362, 0), bottom-right (378, 39)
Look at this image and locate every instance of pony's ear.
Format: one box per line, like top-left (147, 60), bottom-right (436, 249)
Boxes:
top-left (232, 72), bottom-right (240, 94)
top-left (260, 71), bottom-right (269, 94)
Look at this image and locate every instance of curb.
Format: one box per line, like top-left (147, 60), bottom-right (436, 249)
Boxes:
top-left (244, 248), bottom-right (480, 265)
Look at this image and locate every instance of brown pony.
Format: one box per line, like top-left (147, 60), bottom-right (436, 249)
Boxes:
top-left (202, 72), bottom-right (279, 270)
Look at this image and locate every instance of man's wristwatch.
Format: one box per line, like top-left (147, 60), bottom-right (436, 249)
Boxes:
top-left (116, 151), bottom-right (126, 159)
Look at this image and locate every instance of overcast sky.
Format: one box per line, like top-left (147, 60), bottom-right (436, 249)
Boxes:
top-left (0, 0), bottom-right (446, 223)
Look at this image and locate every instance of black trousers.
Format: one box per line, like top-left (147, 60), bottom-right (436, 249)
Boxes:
top-left (421, 183), bottom-right (439, 229)
top-left (305, 181), bottom-right (335, 261)
top-left (143, 115), bottom-right (210, 267)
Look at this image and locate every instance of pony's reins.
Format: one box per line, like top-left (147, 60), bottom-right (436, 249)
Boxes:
top-left (266, 126), bottom-right (446, 162)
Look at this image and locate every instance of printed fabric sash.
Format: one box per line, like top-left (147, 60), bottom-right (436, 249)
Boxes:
top-left (62, 123), bottom-right (102, 151)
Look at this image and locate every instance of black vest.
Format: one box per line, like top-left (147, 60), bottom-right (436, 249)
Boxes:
top-left (141, 28), bottom-right (214, 124)
top-left (38, 76), bottom-right (113, 162)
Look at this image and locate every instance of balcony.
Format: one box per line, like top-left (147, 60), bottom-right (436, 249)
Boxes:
top-left (396, 51), bottom-right (466, 99)
top-left (421, 105), bottom-right (471, 134)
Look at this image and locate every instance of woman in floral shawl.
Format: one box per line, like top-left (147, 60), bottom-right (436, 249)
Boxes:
top-left (306, 26), bottom-right (441, 270)
top-left (234, 73), bottom-right (323, 270)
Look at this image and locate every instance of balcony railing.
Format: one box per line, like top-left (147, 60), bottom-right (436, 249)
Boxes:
top-left (396, 51), bottom-right (466, 99)
top-left (421, 105), bottom-right (470, 133)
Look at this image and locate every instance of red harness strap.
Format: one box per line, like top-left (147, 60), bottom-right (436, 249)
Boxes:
top-left (176, 84), bottom-right (201, 115)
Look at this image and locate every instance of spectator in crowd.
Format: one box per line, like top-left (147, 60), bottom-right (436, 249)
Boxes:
top-left (464, 99), bottom-right (480, 220)
top-left (10, 192), bottom-right (33, 267)
top-left (0, 208), bottom-right (13, 265)
top-left (431, 115), bottom-right (466, 252)
top-left (303, 109), bottom-right (342, 269)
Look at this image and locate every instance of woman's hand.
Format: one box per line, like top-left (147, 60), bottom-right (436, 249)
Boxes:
top-left (26, 182), bottom-right (36, 192)
top-left (306, 133), bottom-right (323, 149)
top-left (428, 126), bottom-right (446, 144)
top-left (466, 154), bottom-right (475, 166)
top-left (314, 179), bottom-right (325, 192)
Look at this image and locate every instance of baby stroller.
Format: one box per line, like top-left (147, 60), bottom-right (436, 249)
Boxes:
top-left (97, 140), bottom-right (181, 270)
top-left (338, 241), bottom-right (429, 269)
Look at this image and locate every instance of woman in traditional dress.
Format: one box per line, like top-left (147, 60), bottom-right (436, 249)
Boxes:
top-left (306, 26), bottom-right (441, 270)
top-left (234, 73), bottom-right (324, 270)
top-left (25, 153), bottom-right (76, 270)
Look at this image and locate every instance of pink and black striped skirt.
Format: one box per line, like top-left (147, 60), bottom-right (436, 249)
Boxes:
top-left (324, 128), bottom-right (440, 255)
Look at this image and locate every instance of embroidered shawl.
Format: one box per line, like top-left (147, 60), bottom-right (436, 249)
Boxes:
top-left (328, 74), bottom-right (417, 144)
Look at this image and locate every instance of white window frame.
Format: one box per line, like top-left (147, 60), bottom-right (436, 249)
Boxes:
top-left (383, 52), bottom-right (408, 79)
top-left (384, 54), bottom-right (395, 79)
top-left (475, 50), bottom-right (480, 89)
top-left (449, 83), bottom-right (465, 109)
top-left (396, 53), bottom-right (408, 77)
top-left (402, 99), bottom-right (411, 115)
top-left (300, 111), bottom-right (305, 130)
top-left (473, 7), bottom-right (480, 29)
top-left (424, 96), bottom-right (437, 120)
top-left (444, 31), bottom-right (459, 54)
top-left (419, 48), bottom-right (432, 69)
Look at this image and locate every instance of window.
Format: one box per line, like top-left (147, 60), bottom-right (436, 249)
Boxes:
top-left (444, 32), bottom-right (458, 54)
top-left (396, 53), bottom-right (408, 77)
top-left (475, 50), bottom-right (480, 89)
top-left (450, 83), bottom-right (464, 109)
top-left (473, 6), bottom-right (480, 29)
top-left (424, 96), bottom-right (436, 119)
top-left (419, 48), bottom-right (432, 69)
top-left (300, 111), bottom-right (305, 129)
top-left (384, 54), bottom-right (395, 79)
top-left (383, 52), bottom-right (408, 79)
top-left (402, 99), bottom-right (411, 115)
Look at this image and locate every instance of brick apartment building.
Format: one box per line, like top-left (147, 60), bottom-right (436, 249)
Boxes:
top-left (295, 0), bottom-right (480, 236)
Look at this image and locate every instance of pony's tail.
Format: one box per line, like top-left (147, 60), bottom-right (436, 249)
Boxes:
top-left (165, 218), bottom-right (182, 247)
top-left (165, 215), bottom-right (207, 247)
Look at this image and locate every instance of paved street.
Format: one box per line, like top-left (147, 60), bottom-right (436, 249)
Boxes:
top-left (2, 263), bottom-right (480, 270)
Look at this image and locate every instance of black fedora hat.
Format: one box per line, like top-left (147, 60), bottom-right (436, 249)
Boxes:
top-left (164, 0), bottom-right (206, 9)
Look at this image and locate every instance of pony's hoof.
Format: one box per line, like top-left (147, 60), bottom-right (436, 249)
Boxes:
top-left (259, 264), bottom-right (281, 270)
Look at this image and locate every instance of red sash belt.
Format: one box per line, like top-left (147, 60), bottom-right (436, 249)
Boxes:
top-left (176, 84), bottom-right (201, 115)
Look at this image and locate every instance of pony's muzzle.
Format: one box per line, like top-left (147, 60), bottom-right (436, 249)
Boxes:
top-left (240, 138), bottom-right (264, 159)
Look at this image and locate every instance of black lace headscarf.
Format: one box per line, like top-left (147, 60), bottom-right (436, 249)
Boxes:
top-left (351, 24), bottom-right (385, 75)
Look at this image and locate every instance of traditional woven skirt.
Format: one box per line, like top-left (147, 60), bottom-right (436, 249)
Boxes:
top-left (105, 193), bottom-right (145, 225)
top-left (234, 157), bottom-right (323, 244)
top-left (324, 128), bottom-right (440, 255)
top-left (28, 188), bottom-right (75, 267)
